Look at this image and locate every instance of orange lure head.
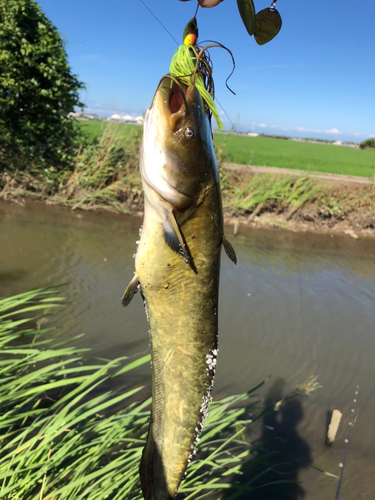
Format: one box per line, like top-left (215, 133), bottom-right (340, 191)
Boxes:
top-left (183, 17), bottom-right (198, 46)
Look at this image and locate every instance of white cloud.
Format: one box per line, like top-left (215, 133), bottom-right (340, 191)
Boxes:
top-left (258, 123), bottom-right (267, 127)
top-left (280, 126), bottom-right (322, 133)
top-left (270, 124), bottom-right (279, 128)
top-left (325, 128), bottom-right (340, 134)
top-left (353, 133), bottom-right (359, 136)
top-left (279, 126), bottom-right (341, 135)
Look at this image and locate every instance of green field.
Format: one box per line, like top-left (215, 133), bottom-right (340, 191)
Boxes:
top-left (79, 120), bottom-right (142, 143)
top-left (214, 133), bottom-right (375, 177)
top-left (79, 121), bottom-right (375, 178)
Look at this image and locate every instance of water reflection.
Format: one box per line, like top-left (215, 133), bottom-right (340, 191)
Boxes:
top-left (218, 239), bottom-right (375, 409)
top-left (235, 242), bottom-right (375, 285)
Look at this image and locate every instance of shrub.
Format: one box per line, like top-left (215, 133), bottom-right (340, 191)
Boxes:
top-left (359, 138), bottom-right (375, 150)
top-left (0, 0), bottom-right (85, 172)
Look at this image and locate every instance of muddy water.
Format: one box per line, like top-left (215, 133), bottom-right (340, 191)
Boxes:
top-left (1, 200), bottom-right (375, 499)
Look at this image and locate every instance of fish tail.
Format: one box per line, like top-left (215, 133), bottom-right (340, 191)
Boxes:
top-left (140, 430), bottom-right (174, 500)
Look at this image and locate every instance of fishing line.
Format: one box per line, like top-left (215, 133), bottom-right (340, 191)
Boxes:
top-left (138, 0), bottom-right (179, 46)
top-left (215, 96), bottom-right (304, 317)
top-left (334, 386), bottom-right (359, 500)
top-left (215, 96), bottom-right (271, 194)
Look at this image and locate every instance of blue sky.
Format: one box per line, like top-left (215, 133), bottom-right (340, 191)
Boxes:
top-left (39, 0), bottom-right (375, 142)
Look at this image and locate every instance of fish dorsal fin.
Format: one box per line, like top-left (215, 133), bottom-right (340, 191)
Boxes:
top-left (163, 210), bottom-right (196, 272)
top-left (121, 274), bottom-right (140, 307)
top-left (223, 235), bottom-right (237, 264)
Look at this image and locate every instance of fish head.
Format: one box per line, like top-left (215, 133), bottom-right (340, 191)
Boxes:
top-left (141, 77), bottom-right (218, 212)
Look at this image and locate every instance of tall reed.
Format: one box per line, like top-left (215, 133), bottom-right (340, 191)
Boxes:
top-left (0, 289), bottom-right (280, 499)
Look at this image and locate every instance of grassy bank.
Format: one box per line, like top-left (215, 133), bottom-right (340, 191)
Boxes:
top-left (0, 288), bottom-right (282, 499)
top-left (1, 123), bottom-right (143, 213)
top-left (1, 122), bottom-right (375, 234)
top-left (79, 121), bottom-right (375, 178)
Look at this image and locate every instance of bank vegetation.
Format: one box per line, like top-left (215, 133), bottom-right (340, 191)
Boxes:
top-left (1, 123), bottom-right (375, 238)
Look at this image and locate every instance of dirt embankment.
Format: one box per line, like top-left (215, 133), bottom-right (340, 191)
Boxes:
top-left (221, 164), bottom-right (375, 241)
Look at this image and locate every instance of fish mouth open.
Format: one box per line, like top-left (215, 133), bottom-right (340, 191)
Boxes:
top-left (156, 77), bottom-right (195, 133)
top-left (169, 80), bottom-right (187, 114)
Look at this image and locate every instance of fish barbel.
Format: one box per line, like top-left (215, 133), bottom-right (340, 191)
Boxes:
top-left (122, 76), bottom-right (236, 499)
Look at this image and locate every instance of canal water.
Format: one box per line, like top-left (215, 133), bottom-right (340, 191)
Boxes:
top-left (1, 200), bottom-right (374, 499)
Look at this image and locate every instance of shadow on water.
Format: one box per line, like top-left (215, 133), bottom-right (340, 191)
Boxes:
top-left (224, 378), bottom-right (312, 500)
top-left (0, 269), bottom-right (28, 285)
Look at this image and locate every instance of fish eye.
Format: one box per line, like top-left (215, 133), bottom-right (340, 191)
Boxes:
top-left (184, 127), bottom-right (195, 139)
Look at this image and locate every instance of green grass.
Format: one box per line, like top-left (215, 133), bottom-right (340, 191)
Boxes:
top-left (213, 133), bottom-right (375, 178)
top-left (79, 121), bottom-right (142, 144)
top-left (0, 289), bottom-right (283, 499)
top-left (78, 121), bottom-right (375, 178)
top-left (224, 174), bottom-right (323, 219)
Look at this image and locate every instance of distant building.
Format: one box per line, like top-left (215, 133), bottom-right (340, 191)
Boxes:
top-left (106, 114), bottom-right (144, 125)
top-left (123, 115), bottom-right (144, 125)
top-left (69, 111), bottom-right (144, 125)
top-left (68, 112), bottom-right (99, 120)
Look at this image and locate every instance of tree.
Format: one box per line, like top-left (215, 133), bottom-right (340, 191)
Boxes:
top-left (0, 0), bottom-right (85, 172)
top-left (359, 138), bottom-right (375, 150)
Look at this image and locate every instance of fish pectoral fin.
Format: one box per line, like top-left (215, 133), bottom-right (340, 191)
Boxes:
top-left (223, 235), bottom-right (237, 264)
top-left (121, 274), bottom-right (140, 307)
top-left (164, 211), bottom-right (196, 272)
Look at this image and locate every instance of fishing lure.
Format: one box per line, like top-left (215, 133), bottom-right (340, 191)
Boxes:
top-left (237, 0), bottom-right (282, 45)
top-left (183, 16), bottom-right (198, 46)
top-left (169, 16), bottom-right (225, 130)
